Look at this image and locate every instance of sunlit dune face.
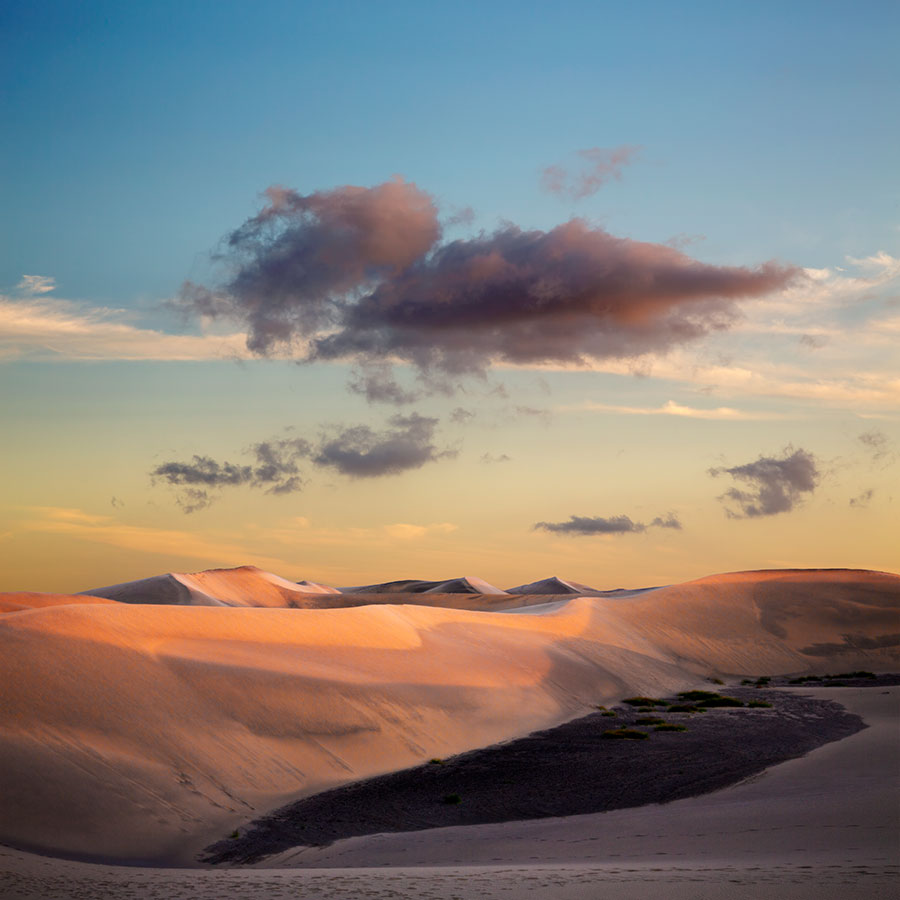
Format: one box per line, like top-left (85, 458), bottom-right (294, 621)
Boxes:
top-left (0, 592), bottom-right (116, 614)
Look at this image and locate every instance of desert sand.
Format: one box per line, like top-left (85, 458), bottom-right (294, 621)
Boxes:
top-left (0, 685), bottom-right (895, 898)
top-left (0, 565), bottom-right (898, 897)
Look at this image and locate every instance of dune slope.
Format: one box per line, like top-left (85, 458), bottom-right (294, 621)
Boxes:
top-left (81, 565), bottom-right (340, 608)
top-left (0, 567), bottom-right (897, 865)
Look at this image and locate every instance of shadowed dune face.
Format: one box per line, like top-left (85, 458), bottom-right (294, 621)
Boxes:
top-left (339, 575), bottom-right (506, 595)
top-left (0, 567), bottom-right (897, 864)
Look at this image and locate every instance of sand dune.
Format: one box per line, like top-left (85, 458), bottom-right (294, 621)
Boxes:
top-left (504, 576), bottom-right (657, 597)
top-left (0, 591), bottom-right (116, 614)
top-left (340, 575), bottom-right (506, 595)
top-left (0, 566), bottom-right (897, 866)
top-left (506, 576), bottom-right (601, 595)
top-left (81, 565), bottom-right (341, 608)
top-left (295, 579), bottom-right (340, 594)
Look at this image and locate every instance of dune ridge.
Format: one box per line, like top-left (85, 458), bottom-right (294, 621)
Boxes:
top-left (339, 575), bottom-right (507, 595)
top-left (80, 565), bottom-right (341, 608)
top-left (1, 566), bottom-right (897, 865)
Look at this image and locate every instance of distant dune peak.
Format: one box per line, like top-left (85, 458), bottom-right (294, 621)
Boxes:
top-left (341, 575), bottom-right (507, 595)
top-left (507, 576), bottom-right (600, 595)
top-left (80, 565), bottom-right (340, 608)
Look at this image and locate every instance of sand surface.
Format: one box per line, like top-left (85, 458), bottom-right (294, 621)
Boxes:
top-left (205, 685), bottom-right (869, 863)
top-left (1, 686), bottom-right (895, 899)
top-left (1, 567), bottom-right (898, 865)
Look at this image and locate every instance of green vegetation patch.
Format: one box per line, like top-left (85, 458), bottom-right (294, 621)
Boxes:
top-left (697, 696), bottom-right (744, 708)
top-left (442, 793), bottom-right (462, 805)
top-left (601, 728), bottom-right (649, 740)
top-left (747, 701), bottom-right (772, 708)
top-left (677, 690), bottom-right (722, 701)
top-left (654, 723), bottom-right (687, 732)
top-left (667, 703), bottom-right (705, 713)
top-left (635, 717), bottom-right (666, 725)
top-left (622, 696), bottom-right (664, 707)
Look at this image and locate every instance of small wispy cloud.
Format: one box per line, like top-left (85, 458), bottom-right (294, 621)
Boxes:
top-left (17, 275), bottom-right (56, 295)
top-left (0, 293), bottom-right (254, 361)
top-left (571, 400), bottom-right (781, 420)
top-left (541, 145), bottom-right (641, 200)
top-left (858, 430), bottom-right (896, 466)
top-left (481, 453), bottom-right (512, 464)
top-left (849, 488), bottom-right (874, 508)
top-left (534, 512), bottom-right (682, 536)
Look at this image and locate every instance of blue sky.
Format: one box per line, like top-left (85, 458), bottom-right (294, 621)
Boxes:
top-left (1, 1), bottom-right (898, 590)
top-left (4, 0), bottom-right (898, 301)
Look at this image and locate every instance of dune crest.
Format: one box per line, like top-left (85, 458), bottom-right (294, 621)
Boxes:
top-left (341, 575), bottom-right (506, 594)
top-left (81, 565), bottom-right (340, 608)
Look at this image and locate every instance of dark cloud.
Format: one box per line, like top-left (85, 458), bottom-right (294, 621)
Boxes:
top-left (152, 455), bottom-right (254, 488)
top-left (313, 413), bottom-right (455, 478)
top-left (541, 145), bottom-right (641, 200)
top-left (310, 221), bottom-right (795, 378)
top-left (151, 438), bottom-right (310, 512)
top-left (481, 453), bottom-right (512, 464)
top-left (110, 496), bottom-right (123, 509)
top-left (650, 512), bottom-right (683, 530)
top-left (176, 178), bottom-right (799, 395)
top-left (250, 438), bottom-right (311, 491)
top-left (709, 447), bottom-right (818, 518)
top-left (152, 415), bottom-right (454, 511)
top-left (177, 178), bottom-right (441, 355)
top-left (534, 512), bottom-right (682, 536)
top-left (799, 333), bottom-right (828, 349)
top-left (849, 488), bottom-right (874, 508)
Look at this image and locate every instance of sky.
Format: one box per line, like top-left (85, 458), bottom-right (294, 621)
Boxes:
top-left (1, 0), bottom-right (898, 592)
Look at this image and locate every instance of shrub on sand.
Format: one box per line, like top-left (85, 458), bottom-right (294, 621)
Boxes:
top-left (697, 696), bottom-right (744, 708)
top-left (442, 793), bottom-right (462, 804)
top-left (654, 723), bottom-right (687, 732)
top-left (622, 696), bottom-right (664, 707)
top-left (678, 690), bottom-right (722, 701)
top-left (635, 717), bottom-right (666, 725)
top-left (747, 701), bottom-right (772, 708)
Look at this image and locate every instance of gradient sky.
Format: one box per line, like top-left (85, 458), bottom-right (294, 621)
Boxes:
top-left (2, 0), bottom-right (898, 592)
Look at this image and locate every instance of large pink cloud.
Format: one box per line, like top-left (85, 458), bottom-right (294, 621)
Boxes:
top-left (178, 178), bottom-right (800, 388)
